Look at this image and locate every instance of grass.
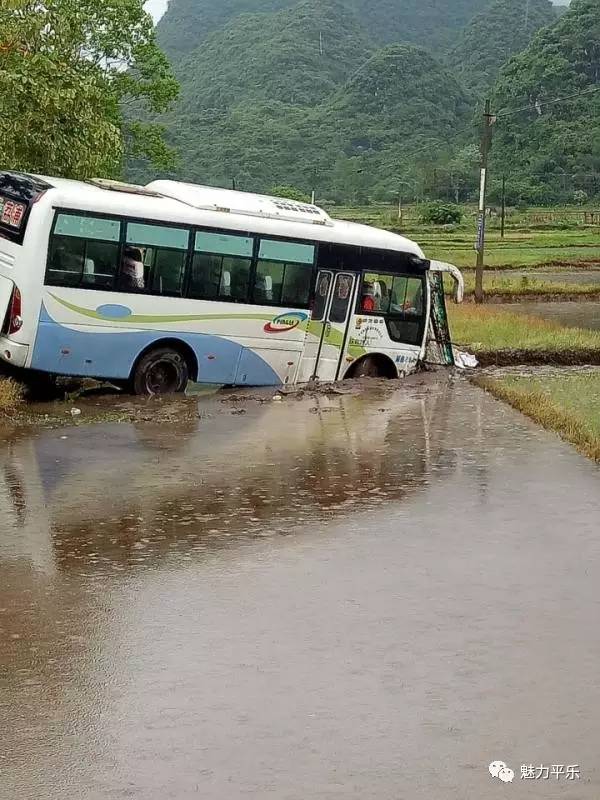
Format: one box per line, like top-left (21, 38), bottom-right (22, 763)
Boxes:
top-left (448, 305), bottom-right (600, 363)
top-left (0, 377), bottom-right (24, 414)
top-left (475, 372), bottom-right (600, 462)
top-left (457, 273), bottom-right (600, 299)
top-left (430, 245), bottom-right (600, 269)
top-left (329, 204), bottom-right (600, 272)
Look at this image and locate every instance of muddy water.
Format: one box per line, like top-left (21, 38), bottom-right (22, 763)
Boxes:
top-left (1, 379), bottom-right (600, 800)
top-left (497, 301), bottom-right (600, 331)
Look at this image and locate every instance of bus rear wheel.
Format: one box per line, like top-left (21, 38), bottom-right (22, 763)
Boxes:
top-left (347, 355), bottom-right (397, 379)
top-left (131, 347), bottom-right (189, 396)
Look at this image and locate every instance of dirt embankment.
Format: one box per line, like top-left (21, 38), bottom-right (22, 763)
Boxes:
top-left (474, 349), bottom-right (600, 367)
top-left (462, 291), bottom-right (600, 304)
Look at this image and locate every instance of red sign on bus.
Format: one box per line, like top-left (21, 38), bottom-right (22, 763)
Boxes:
top-left (0, 195), bottom-right (27, 229)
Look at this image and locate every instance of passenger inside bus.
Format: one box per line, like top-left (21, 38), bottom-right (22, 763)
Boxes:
top-left (361, 282), bottom-right (376, 312)
top-left (120, 246), bottom-right (145, 291)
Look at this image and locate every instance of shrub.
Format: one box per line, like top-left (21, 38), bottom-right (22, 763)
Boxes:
top-left (268, 185), bottom-right (310, 203)
top-left (0, 378), bottom-right (24, 414)
top-left (420, 201), bottom-right (463, 225)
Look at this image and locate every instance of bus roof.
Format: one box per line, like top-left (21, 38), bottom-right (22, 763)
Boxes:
top-left (31, 173), bottom-right (424, 257)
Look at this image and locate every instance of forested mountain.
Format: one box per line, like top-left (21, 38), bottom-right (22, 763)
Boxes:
top-left (447, 0), bottom-right (556, 95)
top-left (157, 0), bottom-right (296, 60)
top-left (138, 39), bottom-right (471, 200)
top-left (173, 0), bottom-right (372, 109)
top-left (157, 0), bottom-right (489, 62)
top-left (491, 0), bottom-right (600, 201)
top-left (134, 0), bottom-right (594, 202)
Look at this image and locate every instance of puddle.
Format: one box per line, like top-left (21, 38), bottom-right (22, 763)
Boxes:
top-left (1, 377), bottom-right (600, 799)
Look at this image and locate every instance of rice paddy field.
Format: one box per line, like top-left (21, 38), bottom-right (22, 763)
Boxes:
top-left (330, 204), bottom-right (600, 290)
top-left (476, 371), bottom-right (600, 462)
top-left (448, 304), bottom-right (600, 351)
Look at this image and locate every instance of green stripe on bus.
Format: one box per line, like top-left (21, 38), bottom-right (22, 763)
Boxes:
top-left (50, 294), bottom-right (278, 325)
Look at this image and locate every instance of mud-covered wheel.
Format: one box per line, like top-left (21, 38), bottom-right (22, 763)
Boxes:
top-left (132, 347), bottom-right (189, 396)
top-left (20, 369), bottom-right (58, 401)
top-left (352, 356), bottom-right (382, 378)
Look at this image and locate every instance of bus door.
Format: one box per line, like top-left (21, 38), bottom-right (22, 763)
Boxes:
top-left (299, 270), bottom-right (359, 382)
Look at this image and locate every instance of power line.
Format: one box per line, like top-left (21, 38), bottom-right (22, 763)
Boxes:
top-left (495, 85), bottom-right (600, 117)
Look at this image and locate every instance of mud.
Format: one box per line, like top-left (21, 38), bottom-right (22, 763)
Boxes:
top-left (1, 376), bottom-right (600, 799)
top-left (0, 370), bottom-right (448, 434)
top-left (466, 291), bottom-right (600, 303)
top-left (474, 349), bottom-right (600, 367)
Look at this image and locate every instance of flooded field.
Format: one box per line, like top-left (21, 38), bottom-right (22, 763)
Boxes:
top-left (1, 377), bottom-right (600, 799)
top-left (497, 301), bottom-right (600, 331)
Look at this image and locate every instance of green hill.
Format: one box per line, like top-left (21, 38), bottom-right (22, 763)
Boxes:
top-left (173, 0), bottom-right (372, 108)
top-left (156, 0), bottom-right (296, 61)
top-left (156, 0), bottom-right (490, 61)
top-left (491, 0), bottom-right (600, 201)
top-left (448, 0), bottom-right (557, 95)
top-left (347, 0), bottom-right (490, 49)
top-left (138, 39), bottom-right (471, 200)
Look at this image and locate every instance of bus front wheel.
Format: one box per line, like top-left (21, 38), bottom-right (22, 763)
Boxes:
top-left (131, 347), bottom-right (190, 396)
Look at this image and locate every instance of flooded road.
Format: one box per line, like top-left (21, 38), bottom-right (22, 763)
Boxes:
top-left (1, 378), bottom-right (600, 799)
top-left (497, 301), bottom-right (600, 331)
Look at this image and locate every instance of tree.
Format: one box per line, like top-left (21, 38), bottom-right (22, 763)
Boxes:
top-left (0, 0), bottom-right (179, 179)
top-left (269, 185), bottom-right (310, 202)
top-left (447, 144), bottom-right (480, 202)
top-left (420, 202), bottom-right (463, 225)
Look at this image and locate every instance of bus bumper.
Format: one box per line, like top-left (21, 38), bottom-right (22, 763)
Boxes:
top-left (0, 337), bottom-right (30, 369)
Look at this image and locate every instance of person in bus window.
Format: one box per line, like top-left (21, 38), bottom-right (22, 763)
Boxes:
top-left (120, 246), bottom-right (145, 291)
top-left (361, 282), bottom-right (376, 312)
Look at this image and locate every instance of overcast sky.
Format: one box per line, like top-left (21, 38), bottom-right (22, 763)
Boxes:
top-left (146, 0), bottom-right (168, 22)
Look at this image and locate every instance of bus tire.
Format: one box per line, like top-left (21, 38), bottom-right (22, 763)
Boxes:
top-left (19, 369), bottom-right (58, 401)
top-left (347, 355), bottom-right (397, 379)
top-left (131, 346), bottom-right (190, 396)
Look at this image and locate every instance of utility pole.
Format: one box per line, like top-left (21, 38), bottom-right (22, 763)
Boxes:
top-left (474, 98), bottom-right (495, 303)
top-left (398, 193), bottom-right (403, 223)
top-left (500, 174), bottom-right (506, 239)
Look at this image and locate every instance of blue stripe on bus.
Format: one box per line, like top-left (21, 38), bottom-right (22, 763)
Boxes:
top-left (31, 303), bottom-right (282, 385)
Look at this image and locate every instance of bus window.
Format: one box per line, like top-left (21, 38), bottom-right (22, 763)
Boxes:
top-left (0, 173), bottom-right (51, 245)
top-left (359, 271), bottom-right (425, 345)
top-left (189, 231), bottom-right (254, 302)
top-left (252, 239), bottom-right (314, 308)
top-left (47, 213), bottom-right (121, 289)
top-left (362, 273), bottom-right (393, 313)
top-left (312, 272), bottom-right (332, 321)
top-left (124, 222), bottom-right (189, 295)
top-left (390, 276), bottom-right (423, 315)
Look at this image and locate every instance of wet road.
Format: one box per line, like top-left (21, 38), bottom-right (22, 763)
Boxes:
top-left (497, 301), bottom-right (600, 331)
top-left (1, 379), bottom-right (600, 799)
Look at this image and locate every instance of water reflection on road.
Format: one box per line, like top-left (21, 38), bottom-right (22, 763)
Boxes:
top-left (1, 379), bottom-right (600, 799)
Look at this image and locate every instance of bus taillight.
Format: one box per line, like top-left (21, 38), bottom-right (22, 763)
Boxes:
top-left (8, 286), bottom-right (23, 335)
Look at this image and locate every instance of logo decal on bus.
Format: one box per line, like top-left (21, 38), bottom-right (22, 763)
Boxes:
top-left (264, 312), bottom-right (308, 334)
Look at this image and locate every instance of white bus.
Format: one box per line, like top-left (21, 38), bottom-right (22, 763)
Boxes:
top-left (0, 172), bottom-right (463, 394)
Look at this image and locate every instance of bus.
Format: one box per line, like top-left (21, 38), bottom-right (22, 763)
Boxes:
top-left (0, 171), bottom-right (464, 394)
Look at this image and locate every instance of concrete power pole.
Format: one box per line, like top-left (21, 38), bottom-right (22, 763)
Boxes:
top-left (474, 99), bottom-right (495, 303)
